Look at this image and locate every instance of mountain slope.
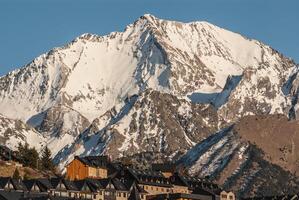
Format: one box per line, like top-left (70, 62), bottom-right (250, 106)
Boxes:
top-left (0, 14), bottom-right (298, 197)
top-left (0, 114), bottom-right (45, 151)
top-left (178, 118), bottom-right (299, 197)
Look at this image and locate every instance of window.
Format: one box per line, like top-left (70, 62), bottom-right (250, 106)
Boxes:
top-left (229, 195), bottom-right (234, 200)
top-left (222, 194), bottom-right (228, 199)
top-left (123, 193), bottom-right (127, 197)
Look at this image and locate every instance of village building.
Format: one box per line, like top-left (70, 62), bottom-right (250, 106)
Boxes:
top-left (151, 163), bottom-right (177, 179)
top-left (220, 191), bottom-right (236, 200)
top-left (66, 156), bottom-right (108, 180)
top-left (50, 177), bottom-right (78, 198)
top-left (0, 155), bottom-right (236, 200)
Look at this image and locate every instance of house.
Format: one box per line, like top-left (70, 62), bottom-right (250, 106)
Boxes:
top-left (146, 192), bottom-right (215, 200)
top-left (220, 191), bottom-right (235, 200)
top-left (73, 179), bottom-right (102, 199)
top-left (169, 173), bottom-right (190, 194)
top-left (0, 157), bottom-right (234, 200)
top-left (192, 187), bottom-right (219, 200)
top-left (23, 179), bottom-right (53, 194)
top-left (98, 178), bottom-right (129, 200)
top-left (119, 168), bottom-right (173, 195)
top-left (49, 177), bottom-right (78, 198)
top-left (66, 156), bottom-right (108, 180)
top-left (128, 185), bottom-right (147, 200)
top-left (0, 177), bottom-right (27, 192)
top-left (151, 163), bottom-right (177, 178)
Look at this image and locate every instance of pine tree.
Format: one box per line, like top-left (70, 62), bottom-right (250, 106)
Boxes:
top-left (40, 146), bottom-right (55, 171)
top-left (17, 142), bottom-right (39, 169)
top-left (12, 168), bottom-right (21, 179)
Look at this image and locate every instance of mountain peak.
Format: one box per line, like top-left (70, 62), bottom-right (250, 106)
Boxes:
top-left (142, 13), bottom-right (157, 20)
top-left (0, 16), bottom-right (299, 197)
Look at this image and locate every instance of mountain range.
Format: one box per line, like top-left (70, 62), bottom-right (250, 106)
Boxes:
top-left (1, 14), bottom-right (299, 197)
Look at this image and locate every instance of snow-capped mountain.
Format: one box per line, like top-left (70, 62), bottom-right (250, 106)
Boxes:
top-left (0, 14), bottom-right (298, 197)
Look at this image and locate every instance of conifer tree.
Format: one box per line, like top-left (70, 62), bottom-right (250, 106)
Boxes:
top-left (17, 142), bottom-right (39, 169)
top-left (40, 146), bottom-right (55, 171)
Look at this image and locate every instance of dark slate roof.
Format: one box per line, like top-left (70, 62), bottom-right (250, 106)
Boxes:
top-left (37, 179), bottom-right (53, 191)
top-left (131, 168), bottom-right (165, 178)
top-left (73, 180), bottom-right (92, 192)
top-left (23, 180), bottom-right (37, 192)
top-left (0, 177), bottom-right (10, 189)
top-left (128, 186), bottom-right (141, 200)
top-left (0, 177), bottom-right (27, 191)
top-left (192, 187), bottom-right (214, 196)
top-left (184, 176), bottom-right (221, 192)
top-left (136, 185), bottom-right (147, 194)
top-left (138, 180), bottom-right (173, 188)
top-left (95, 177), bottom-right (127, 191)
top-left (23, 179), bottom-right (52, 192)
top-left (75, 156), bottom-right (108, 168)
top-left (49, 178), bottom-right (62, 189)
top-left (85, 179), bottom-right (104, 191)
top-left (122, 178), bottom-right (135, 191)
top-left (169, 173), bottom-right (190, 187)
top-left (120, 167), bottom-right (172, 188)
top-left (98, 178), bottom-right (110, 189)
top-left (50, 178), bottom-right (77, 191)
top-left (73, 179), bottom-right (104, 192)
top-left (111, 178), bottom-right (128, 191)
top-left (148, 193), bottom-right (213, 200)
top-left (152, 163), bottom-right (176, 172)
top-left (107, 162), bottom-right (123, 178)
top-left (11, 179), bottom-right (27, 191)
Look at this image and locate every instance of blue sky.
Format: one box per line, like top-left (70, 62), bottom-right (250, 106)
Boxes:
top-left (0, 0), bottom-right (298, 76)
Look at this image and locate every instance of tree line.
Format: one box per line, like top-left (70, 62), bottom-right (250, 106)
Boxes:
top-left (16, 143), bottom-right (55, 172)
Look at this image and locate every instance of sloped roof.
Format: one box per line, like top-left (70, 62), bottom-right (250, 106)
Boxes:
top-left (0, 177), bottom-right (27, 191)
top-left (192, 187), bottom-right (214, 196)
top-left (23, 179), bottom-right (52, 192)
top-left (49, 178), bottom-right (77, 191)
top-left (75, 156), bottom-right (108, 168)
top-left (11, 179), bottom-right (27, 191)
top-left (111, 178), bottom-right (128, 191)
top-left (0, 177), bottom-right (10, 189)
top-left (152, 163), bottom-right (176, 172)
top-left (128, 186), bottom-right (141, 200)
top-left (170, 173), bottom-right (190, 187)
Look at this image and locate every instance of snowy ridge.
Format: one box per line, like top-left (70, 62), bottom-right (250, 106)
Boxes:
top-left (0, 114), bottom-right (45, 151)
top-left (0, 14), bottom-right (298, 196)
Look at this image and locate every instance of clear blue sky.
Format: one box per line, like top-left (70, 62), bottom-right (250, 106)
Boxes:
top-left (0, 0), bottom-right (298, 76)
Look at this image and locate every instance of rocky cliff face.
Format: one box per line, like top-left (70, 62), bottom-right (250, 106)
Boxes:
top-left (0, 14), bottom-right (298, 197)
top-left (179, 115), bottom-right (299, 197)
